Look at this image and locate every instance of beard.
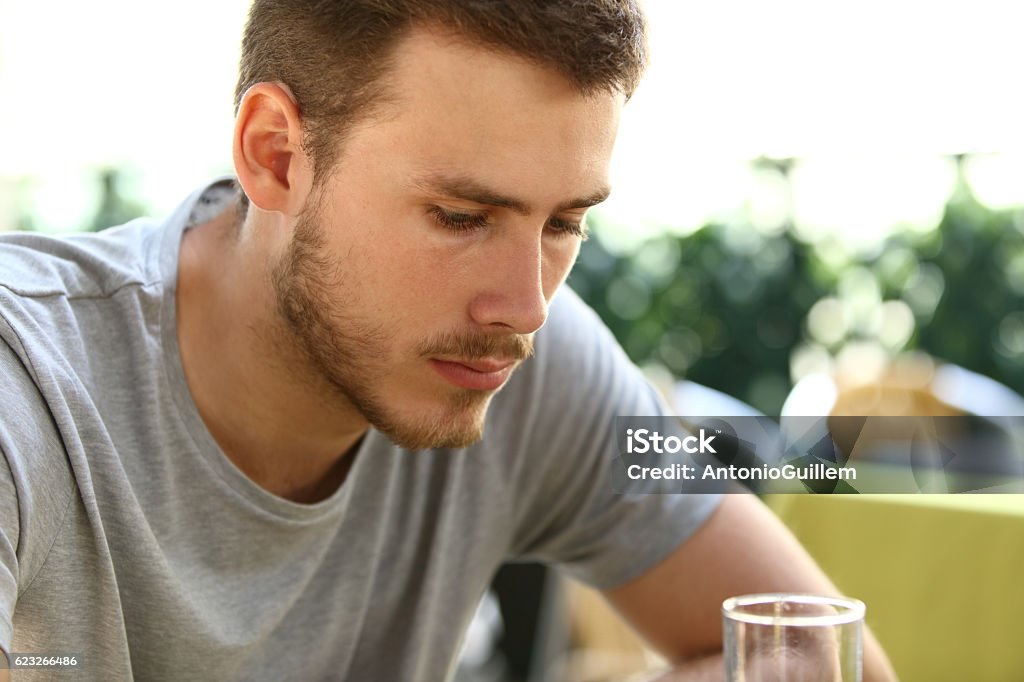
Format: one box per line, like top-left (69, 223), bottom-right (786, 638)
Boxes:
top-left (270, 192), bottom-right (534, 450)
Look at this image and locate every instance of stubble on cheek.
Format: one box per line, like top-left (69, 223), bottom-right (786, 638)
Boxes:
top-left (266, 194), bottom-right (536, 449)
top-left (269, 201), bottom-right (388, 395)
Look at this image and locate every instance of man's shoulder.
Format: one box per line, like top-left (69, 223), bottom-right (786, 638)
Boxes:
top-left (0, 219), bottom-right (162, 303)
top-left (0, 218), bottom-right (168, 373)
top-left (0, 218), bottom-right (173, 423)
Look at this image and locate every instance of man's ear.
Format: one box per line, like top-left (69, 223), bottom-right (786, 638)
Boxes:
top-left (232, 82), bottom-right (313, 217)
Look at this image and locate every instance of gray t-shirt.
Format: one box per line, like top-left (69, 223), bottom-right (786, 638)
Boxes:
top-left (0, 179), bottom-right (720, 680)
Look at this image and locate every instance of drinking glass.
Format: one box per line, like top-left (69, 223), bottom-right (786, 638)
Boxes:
top-left (722, 593), bottom-right (864, 681)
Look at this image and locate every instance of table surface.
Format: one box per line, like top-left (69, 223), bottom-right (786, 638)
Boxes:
top-left (766, 493), bottom-right (1024, 682)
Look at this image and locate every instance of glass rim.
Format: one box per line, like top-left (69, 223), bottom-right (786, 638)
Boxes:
top-left (722, 593), bottom-right (866, 627)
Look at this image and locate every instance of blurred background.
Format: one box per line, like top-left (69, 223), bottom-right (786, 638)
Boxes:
top-left (2, 1), bottom-right (1023, 680)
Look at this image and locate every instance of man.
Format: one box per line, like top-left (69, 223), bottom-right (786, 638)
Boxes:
top-left (0, 1), bottom-right (895, 680)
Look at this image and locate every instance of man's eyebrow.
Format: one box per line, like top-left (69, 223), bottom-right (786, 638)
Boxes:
top-left (412, 174), bottom-right (611, 215)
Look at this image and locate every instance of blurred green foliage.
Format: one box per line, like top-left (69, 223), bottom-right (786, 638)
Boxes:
top-left (908, 191), bottom-right (1024, 392)
top-left (570, 168), bottom-right (1024, 416)
top-left (88, 169), bottom-right (147, 231)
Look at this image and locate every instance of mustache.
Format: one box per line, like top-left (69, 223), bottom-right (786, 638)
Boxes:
top-left (418, 331), bottom-right (535, 362)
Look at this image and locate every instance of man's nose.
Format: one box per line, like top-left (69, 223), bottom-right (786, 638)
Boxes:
top-left (467, 233), bottom-right (549, 335)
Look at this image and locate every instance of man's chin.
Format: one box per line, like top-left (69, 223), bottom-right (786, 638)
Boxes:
top-left (381, 419), bottom-right (487, 451)
top-left (372, 396), bottom-right (492, 451)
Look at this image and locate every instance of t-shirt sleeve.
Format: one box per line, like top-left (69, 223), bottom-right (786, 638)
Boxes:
top-left (0, 446), bottom-right (16, 655)
top-left (504, 287), bottom-right (722, 590)
top-left (0, 326), bottom-right (77, 653)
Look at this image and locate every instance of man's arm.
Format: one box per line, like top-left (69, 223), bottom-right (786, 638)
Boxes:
top-left (602, 493), bottom-right (898, 681)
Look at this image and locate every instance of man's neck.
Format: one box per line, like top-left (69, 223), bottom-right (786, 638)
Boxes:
top-left (175, 201), bottom-right (367, 504)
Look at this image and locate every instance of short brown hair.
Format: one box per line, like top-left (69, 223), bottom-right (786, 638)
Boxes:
top-left (234, 0), bottom-right (647, 185)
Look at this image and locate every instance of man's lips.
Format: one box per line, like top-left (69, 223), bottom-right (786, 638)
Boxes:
top-left (428, 357), bottom-right (518, 391)
top-left (450, 357), bottom-right (516, 373)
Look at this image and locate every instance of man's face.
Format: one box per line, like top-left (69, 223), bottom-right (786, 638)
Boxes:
top-left (272, 27), bottom-right (623, 450)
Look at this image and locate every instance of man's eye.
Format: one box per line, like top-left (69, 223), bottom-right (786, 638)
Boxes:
top-left (547, 217), bottom-right (588, 240)
top-left (429, 206), bottom-right (490, 232)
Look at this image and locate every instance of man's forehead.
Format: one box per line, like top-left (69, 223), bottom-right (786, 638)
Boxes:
top-left (389, 25), bottom-right (547, 81)
top-left (380, 24), bottom-right (620, 114)
top-left (340, 25), bottom-right (623, 211)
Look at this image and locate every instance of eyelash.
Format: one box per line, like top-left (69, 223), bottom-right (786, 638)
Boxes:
top-left (428, 207), bottom-right (588, 240)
